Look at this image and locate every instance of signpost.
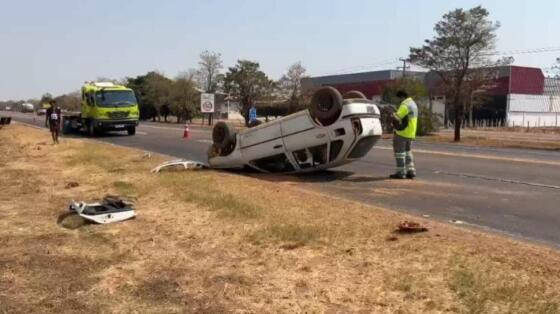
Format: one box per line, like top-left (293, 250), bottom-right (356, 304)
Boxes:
top-left (200, 93), bottom-right (215, 126)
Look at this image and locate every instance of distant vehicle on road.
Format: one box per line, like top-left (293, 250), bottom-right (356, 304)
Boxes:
top-left (5, 106), bottom-right (11, 111)
top-left (21, 103), bottom-right (34, 113)
top-left (62, 82), bottom-right (140, 136)
top-left (208, 87), bottom-right (383, 173)
top-left (37, 108), bottom-right (47, 116)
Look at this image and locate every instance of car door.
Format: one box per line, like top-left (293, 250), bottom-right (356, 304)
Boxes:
top-left (281, 112), bottom-right (331, 170)
top-left (239, 122), bottom-right (292, 172)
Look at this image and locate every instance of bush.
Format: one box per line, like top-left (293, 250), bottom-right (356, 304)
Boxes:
top-left (417, 104), bottom-right (442, 136)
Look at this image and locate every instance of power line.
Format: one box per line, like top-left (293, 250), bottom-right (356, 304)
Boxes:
top-left (483, 46), bottom-right (560, 56)
top-left (313, 46), bottom-right (560, 77)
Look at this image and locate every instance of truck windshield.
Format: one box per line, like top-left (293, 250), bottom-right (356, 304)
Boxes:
top-left (95, 90), bottom-right (137, 107)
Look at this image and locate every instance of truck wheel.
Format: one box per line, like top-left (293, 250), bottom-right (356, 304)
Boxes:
top-left (212, 122), bottom-right (236, 156)
top-left (310, 86), bottom-right (343, 126)
top-left (127, 126), bottom-right (136, 135)
top-left (343, 90), bottom-right (367, 100)
top-left (87, 120), bottom-right (97, 137)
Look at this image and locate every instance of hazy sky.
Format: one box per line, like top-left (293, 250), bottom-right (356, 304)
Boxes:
top-left (1, 0), bottom-right (559, 100)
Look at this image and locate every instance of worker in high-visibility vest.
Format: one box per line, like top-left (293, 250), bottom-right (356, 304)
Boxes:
top-left (390, 90), bottom-right (418, 179)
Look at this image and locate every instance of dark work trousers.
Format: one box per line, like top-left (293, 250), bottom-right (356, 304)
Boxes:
top-left (393, 134), bottom-right (415, 175)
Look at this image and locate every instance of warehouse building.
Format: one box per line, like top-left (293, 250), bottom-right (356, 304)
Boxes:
top-left (302, 66), bottom-right (558, 127)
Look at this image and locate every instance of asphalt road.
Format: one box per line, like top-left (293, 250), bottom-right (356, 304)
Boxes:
top-left (6, 111), bottom-right (560, 247)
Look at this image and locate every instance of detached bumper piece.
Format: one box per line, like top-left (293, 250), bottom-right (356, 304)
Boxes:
top-left (151, 159), bottom-right (208, 173)
top-left (69, 196), bottom-right (136, 224)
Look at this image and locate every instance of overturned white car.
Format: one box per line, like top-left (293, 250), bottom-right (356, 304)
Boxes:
top-left (208, 87), bottom-right (383, 173)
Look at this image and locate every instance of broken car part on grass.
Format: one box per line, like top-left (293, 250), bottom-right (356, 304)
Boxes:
top-left (396, 221), bottom-right (428, 233)
top-left (69, 195), bottom-right (136, 224)
top-left (151, 159), bottom-right (208, 173)
top-left (207, 87), bottom-right (383, 174)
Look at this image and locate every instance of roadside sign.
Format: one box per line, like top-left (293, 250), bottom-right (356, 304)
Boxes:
top-left (249, 107), bottom-right (257, 122)
top-left (200, 93), bottom-right (215, 113)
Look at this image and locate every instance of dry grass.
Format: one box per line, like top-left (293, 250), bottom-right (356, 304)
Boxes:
top-left (2, 124), bottom-right (560, 313)
top-left (486, 126), bottom-right (560, 135)
top-left (423, 134), bottom-right (560, 151)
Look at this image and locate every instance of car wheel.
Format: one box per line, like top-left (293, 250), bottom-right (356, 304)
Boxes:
top-left (343, 90), bottom-right (367, 100)
top-left (310, 86), bottom-right (343, 126)
top-left (127, 126), bottom-right (136, 135)
top-left (212, 122), bottom-right (236, 156)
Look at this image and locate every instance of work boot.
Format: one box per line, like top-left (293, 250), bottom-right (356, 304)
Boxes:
top-left (389, 172), bottom-right (406, 179)
top-left (406, 171), bottom-right (416, 179)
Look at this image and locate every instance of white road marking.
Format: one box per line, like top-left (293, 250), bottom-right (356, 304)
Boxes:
top-left (434, 170), bottom-right (560, 190)
top-left (373, 146), bottom-right (560, 166)
top-left (197, 139), bottom-right (213, 144)
top-left (136, 131), bottom-right (148, 135)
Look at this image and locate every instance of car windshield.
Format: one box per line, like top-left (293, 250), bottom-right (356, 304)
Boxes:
top-left (95, 90), bottom-right (137, 107)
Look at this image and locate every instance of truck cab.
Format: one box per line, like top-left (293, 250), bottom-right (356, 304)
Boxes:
top-left (80, 82), bottom-right (140, 136)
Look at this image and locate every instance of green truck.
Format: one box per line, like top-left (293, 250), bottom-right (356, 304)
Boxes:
top-left (63, 82), bottom-right (140, 136)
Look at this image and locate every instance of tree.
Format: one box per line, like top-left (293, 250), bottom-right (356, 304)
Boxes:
top-left (224, 60), bottom-right (274, 125)
top-left (552, 57), bottom-right (560, 78)
top-left (278, 62), bottom-right (308, 113)
top-left (409, 6), bottom-right (501, 141)
top-left (170, 70), bottom-right (199, 123)
top-left (126, 71), bottom-right (173, 121)
top-left (381, 77), bottom-right (428, 104)
top-left (197, 50), bottom-right (223, 93)
top-left (54, 91), bottom-right (81, 111)
top-left (461, 56), bottom-right (513, 127)
top-left (40, 93), bottom-right (53, 105)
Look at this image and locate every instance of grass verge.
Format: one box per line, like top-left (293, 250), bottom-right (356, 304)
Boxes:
top-left (2, 124), bottom-right (560, 313)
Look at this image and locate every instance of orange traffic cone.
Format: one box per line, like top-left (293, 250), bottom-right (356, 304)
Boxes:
top-left (183, 123), bottom-right (190, 139)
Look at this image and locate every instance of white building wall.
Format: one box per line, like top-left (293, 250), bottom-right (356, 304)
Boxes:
top-left (508, 94), bottom-right (560, 112)
top-left (506, 94), bottom-right (560, 127)
top-left (506, 112), bottom-right (560, 127)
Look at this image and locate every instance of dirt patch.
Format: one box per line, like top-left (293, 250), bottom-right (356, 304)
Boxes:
top-left (3, 125), bottom-right (560, 313)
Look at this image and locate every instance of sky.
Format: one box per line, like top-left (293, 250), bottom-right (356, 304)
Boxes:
top-left (1, 0), bottom-right (559, 100)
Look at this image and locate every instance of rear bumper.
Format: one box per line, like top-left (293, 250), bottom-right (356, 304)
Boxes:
top-left (95, 119), bottom-right (138, 130)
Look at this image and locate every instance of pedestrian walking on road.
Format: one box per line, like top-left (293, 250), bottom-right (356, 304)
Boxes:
top-left (45, 104), bottom-right (52, 128)
top-left (390, 90), bottom-right (418, 179)
top-left (48, 100), bottom-right (62, 144)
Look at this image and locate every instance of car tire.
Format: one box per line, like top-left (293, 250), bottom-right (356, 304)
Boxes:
top-left (310, 86), bottom-right (343, 126)
top-left (343, 90), bottom-right (367, 100)
top-left (212, 122), bottom-right (236, 156)
top-left (127, 126), bottom-right (136, 135)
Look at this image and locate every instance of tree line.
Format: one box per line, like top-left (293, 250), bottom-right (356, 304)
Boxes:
top-left (2, 51), bottom-right (310, 126)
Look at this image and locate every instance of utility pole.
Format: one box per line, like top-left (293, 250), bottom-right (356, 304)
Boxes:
top-left (397, 58), bottom-right (410, 77)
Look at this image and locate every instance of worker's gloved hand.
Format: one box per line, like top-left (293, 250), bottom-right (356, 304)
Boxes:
top-left (392, 115), bottom-right (409, 131)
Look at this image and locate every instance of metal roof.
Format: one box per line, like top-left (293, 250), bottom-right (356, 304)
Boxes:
top-left (301, 70), bottom-right (427, 89)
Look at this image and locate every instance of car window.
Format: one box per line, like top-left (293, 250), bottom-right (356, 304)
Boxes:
top-left (250, 154), bottom-right (295, 173)
top-left (292, 144), bottom-right (328, 169)
top-left (329, 140), bottom-right (344, 162)
top-left (348, 136), bottom-right (379, 159)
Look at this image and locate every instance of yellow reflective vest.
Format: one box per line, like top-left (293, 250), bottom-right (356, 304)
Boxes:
top-left (395, 97), bottom-right (418, 139)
